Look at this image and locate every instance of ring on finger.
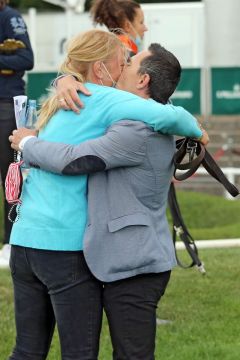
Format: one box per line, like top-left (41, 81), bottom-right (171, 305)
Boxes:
top-left (58, 98), bottom-right (65, 102)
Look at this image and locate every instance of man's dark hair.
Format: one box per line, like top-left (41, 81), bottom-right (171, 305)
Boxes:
top-left (138, 43), bottom-right (181, 104)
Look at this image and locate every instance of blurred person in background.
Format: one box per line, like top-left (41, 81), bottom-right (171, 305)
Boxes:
top-left (0, 0), bottom-right (34, 268)
top-left (91, 0), bottom-right (147, 55)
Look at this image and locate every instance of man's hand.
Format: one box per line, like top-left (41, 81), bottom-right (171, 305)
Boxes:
top-left (9, 128), bottom-right (38, 151)
top-left (56, 76), bottom-right (91, 113)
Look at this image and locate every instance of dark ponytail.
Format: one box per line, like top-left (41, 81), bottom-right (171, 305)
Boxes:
top-left (90, 0), bottom-right (140, 31)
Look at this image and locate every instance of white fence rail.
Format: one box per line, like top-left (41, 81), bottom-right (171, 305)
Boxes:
top-left (176, 239), bottom-right (240, 249)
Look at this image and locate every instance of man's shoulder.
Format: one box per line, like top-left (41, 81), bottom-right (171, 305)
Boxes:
top-left (112, 122), bottom-right (175, 155)
top-left (2, 5), bottom-right (21, 19)
top-left (108, 121), bottom-right (175, 141)
top-left (2, 6), bottom-right (27, 35)
top-left (108, 120), bottom-right (153, 136)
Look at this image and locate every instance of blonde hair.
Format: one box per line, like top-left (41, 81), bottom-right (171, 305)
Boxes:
top-left (37, 29), bottom-right (125, 129)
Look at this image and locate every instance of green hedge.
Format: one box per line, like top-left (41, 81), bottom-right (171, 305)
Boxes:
top-left (1, 189), bottom-right (240, 245)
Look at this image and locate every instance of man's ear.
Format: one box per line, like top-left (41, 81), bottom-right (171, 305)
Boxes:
top-left (136, 73), bottom-right (150, 90)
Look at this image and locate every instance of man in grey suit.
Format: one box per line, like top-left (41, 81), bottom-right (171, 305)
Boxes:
top-left (10, 44), bottom-right (208, 359)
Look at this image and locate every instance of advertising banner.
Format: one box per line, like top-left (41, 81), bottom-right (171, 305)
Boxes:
top-left (171, 69), bottom-right (201, 115)
top-left (27, 69), bottom-right (201, 114)
top-left (27, 72), bottom-right (57, 103)
top-left (211, 68), bottom-right (240, 115)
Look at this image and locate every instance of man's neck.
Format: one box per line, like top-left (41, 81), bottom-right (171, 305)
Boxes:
top-left (135, 89), bottom-right (150, 100)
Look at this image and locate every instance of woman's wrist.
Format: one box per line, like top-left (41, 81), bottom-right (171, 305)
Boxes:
top-left (52, 74), bottom-right (78, 88)
top-left (197, 122), bottom-right (204, 141)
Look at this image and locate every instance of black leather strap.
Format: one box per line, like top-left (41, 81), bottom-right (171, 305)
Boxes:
top-left (174, 138), bottom-right (239, 197)
top-left (168, 139), bottom-right (239, 272)
top-left (202, 150), bottom-right (239, 197)
top-left (174, 138), bottom-right (205, 181)
top-left (168, 183), bottom-right (205, 272)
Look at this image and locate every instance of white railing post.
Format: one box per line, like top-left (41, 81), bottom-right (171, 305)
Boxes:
top-left (28, 8), bottom-right (37, 60)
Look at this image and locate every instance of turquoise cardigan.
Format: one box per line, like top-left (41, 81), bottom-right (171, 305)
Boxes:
top-left (10, 83), bottom-right (202, 251)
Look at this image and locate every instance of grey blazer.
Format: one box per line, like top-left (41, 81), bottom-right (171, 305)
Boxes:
top-left (23, 121), bottom-right (177, 282)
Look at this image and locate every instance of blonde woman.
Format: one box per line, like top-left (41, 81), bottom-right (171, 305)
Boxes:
top-left (56, 0), bottom-right (148, 112)
top-left (8, 29), bottom-right (204, 360)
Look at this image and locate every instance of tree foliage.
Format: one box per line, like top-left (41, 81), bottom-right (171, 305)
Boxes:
top-left (85, 0), bottom-right (200, 11)
top-left (11, 0), bottom-right (201, 12)
top-left (10, 0), bottom-right (63, 11)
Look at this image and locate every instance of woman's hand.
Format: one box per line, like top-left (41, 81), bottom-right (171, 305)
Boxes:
top-left (198, 128), bottom-right (210, 146)
top-left (56, 75), bottom-right (91, 113)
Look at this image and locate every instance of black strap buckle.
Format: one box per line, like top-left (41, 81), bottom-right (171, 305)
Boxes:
top-left (186, 140), bottom-right (197, 162)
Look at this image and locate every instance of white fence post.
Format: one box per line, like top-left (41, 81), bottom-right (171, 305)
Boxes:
top-left (28, 8), bottom-right (37, 60)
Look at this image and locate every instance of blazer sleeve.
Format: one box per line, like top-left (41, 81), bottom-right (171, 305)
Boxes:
top-left (23, 121), bottom-right (148, 175)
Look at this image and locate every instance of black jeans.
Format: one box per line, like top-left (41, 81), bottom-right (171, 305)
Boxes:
top-left (9, 245), bottom-right (170, 360)
top-left (0, 99), bottom-right (16, 244)
top-left (104, 271), bottom-right (171, 360)
top-left (9, 246), bottom-right (103, 360)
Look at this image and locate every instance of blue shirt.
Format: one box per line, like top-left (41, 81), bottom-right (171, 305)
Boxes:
top-left (10, 83), bottom-right (202, 251)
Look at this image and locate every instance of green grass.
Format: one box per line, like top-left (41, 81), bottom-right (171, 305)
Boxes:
top-left (0, 191), bottom-right (240, 360)
top-left (1, 248), bottom-right (240, 359)
top-left (0, 190), bottom-right (239, 358)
